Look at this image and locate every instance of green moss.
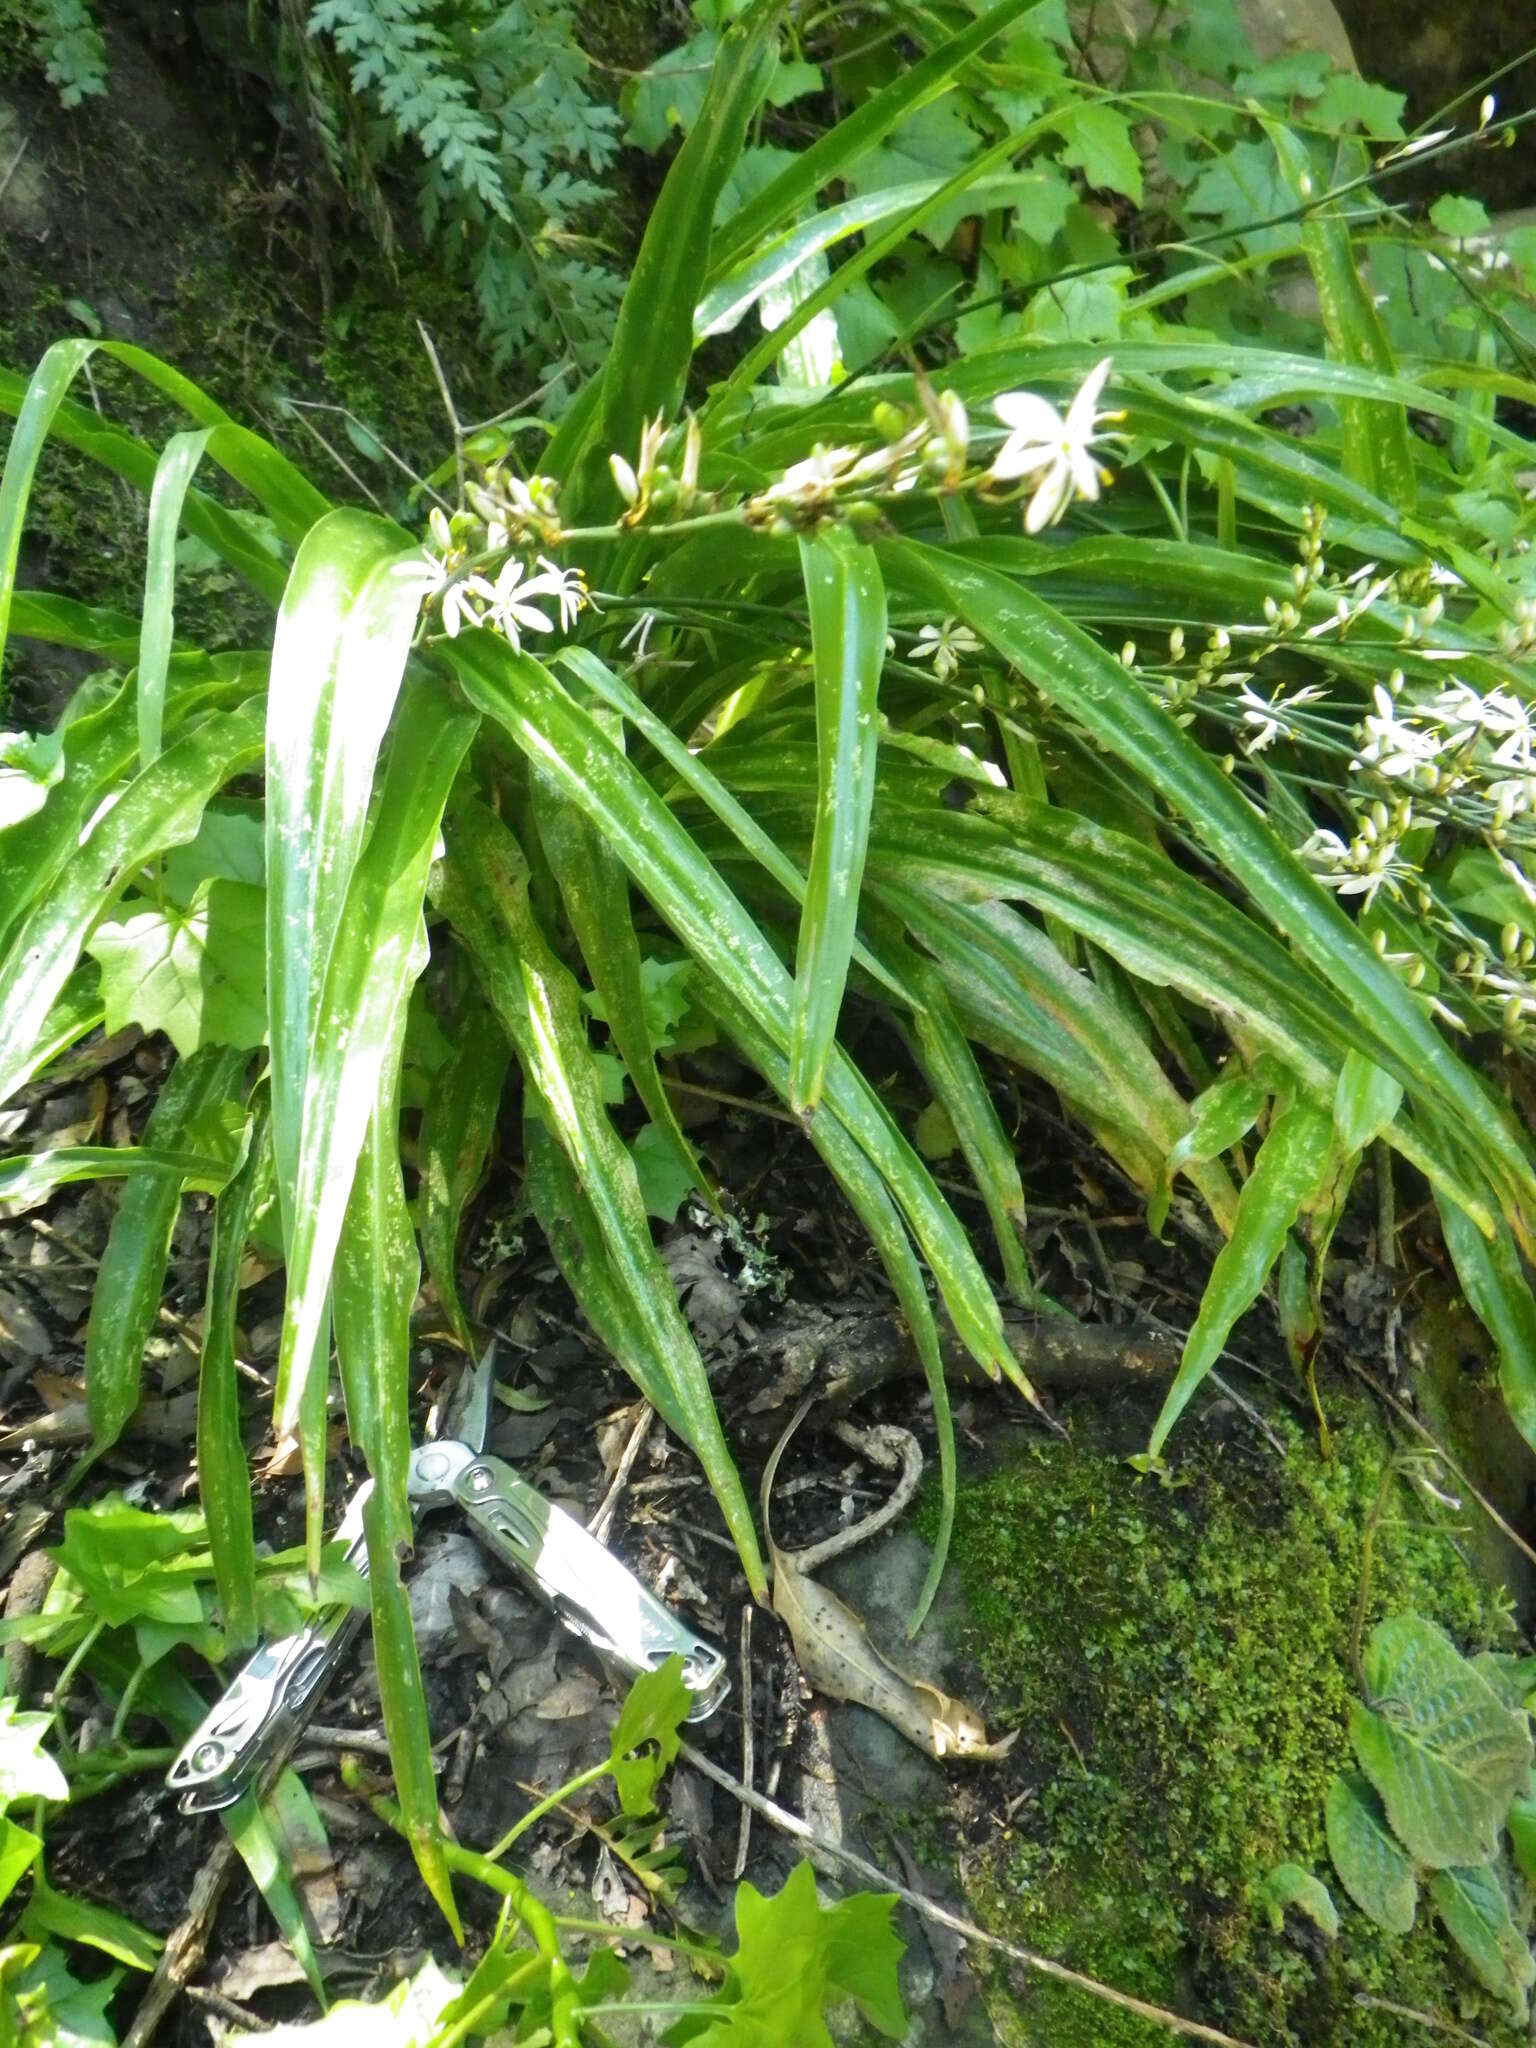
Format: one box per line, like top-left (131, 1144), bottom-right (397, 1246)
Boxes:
top-left (934, 1394), bottom-right (1527, 2047)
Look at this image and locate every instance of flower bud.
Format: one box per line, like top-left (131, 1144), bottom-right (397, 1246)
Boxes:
top-left (1502, 921), bottom-right (1521, 959)
top-left (610, 452), bottom-right (640, 506)
top-left (873, 402), bottom-right (910, 442)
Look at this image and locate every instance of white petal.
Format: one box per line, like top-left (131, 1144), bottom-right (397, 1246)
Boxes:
top-left (1064, 357), bottom-right (1113, 435)
top-left (992, 391), bottom-right (1062, 436)
top-left (988, 432), bottom-right (1057, 484)
top-left (1024, 459), bottom-right (1073, 534)
top-left (1069, 446), bottom-right (1101, 501)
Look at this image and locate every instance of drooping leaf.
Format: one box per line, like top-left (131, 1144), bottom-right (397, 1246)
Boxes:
top-left (790, 527), bottom-right (887, 1115)
top-left (1255, 1862), bottom-right (1338, 1940)
top-left (1429, 1864), bottom-right (1535, 2016)
top-left (1351, 1615), bottom-right (1532, 1871)
top-left (1325, 1772), bottom-right (1417, 1933)
top-left (1147, 1099), bottom-right (1334, 1458)
top-left (137, 428), bottom-right (213, 769)
top-left (20, 1876), bottom-right (163, 1972)
top-left (85, 1044), bottom-right (250, 1454)
top-left (1333, 1050), bottom-right (1403, 1158)
top-left (1437, 1195), bottom-right (1536, 1457)
top-left (197, 1101), bottom-right (269, 1655)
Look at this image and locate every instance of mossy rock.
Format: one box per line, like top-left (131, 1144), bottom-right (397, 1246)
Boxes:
top-left (933, 1389), bottom-right (1530, 2046)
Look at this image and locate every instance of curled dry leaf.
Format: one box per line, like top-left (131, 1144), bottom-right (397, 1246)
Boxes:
top-left (761, 1395), bottom-right (1016, 1762)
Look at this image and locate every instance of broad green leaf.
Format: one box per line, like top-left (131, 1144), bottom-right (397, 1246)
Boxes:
top-left (84, 877), bottom-right (268, 1057)
top-left (1351, 1614), bottom-right (1532, 1870)
top-left (601, 0), bottom-right (781, 468)
top-left (1509, 1795), bottom-right (1536, 1883)
top-left (609, 1655), bottom-right (690, 1816)
top-left (0, 699), bottom-right (264, 1108)
top-left (532, 769), bottom-right (706, 1214)
top-left (1058, 100), bottom-right (1143, 204)
top-left (138, 428), bottom-right (213, 768)
top-left (1429, 1864), bottom-right (1535, 2016)
top-left (1333, 1050), bottom-right (1403, 1158)
top-left (275, 677), bottom-right (476, 1577)
top-left (1325, 1772), bottom-right (1416, 1935)
top-left (0, 1701), bottom-right (68, 1809)
top-left (85, 1045), bottom-right (249, 1454)
top-left (48, 1496), bottom-right (210, 1629)
top-left (0, 1817), bottom-right (42, 1909)
top-left (1148, 1100), bottom-right (1334, 1457)
top-left (416, 990), bottom-right (510, 1355)
top-left (1437, 1196), bottom-right (1536, 1458)
top-left (1255, 1862), bottom-right (1338, 1939)
top-left (20, 1876), bottom-right (162, 1971)
top-left (791, 528), bottom-right (886, 1115)
top-left (884, 541), bottom-right (1536, 1236)
top-left (3, 1940), bottom-right (122, 2048)
top-left (453, 638), bottom-right (1016, 1392)
top-left (689, 1860), bottom-right (906, 2047)
top-left (197, 1103), bottom-right (268, 1655)
top-left (364, 1487), bottom-right (461, 1940)
top-left (631, 1124), bottom-right (696, 1223)
top-left (436, 800), bottom-right (765, 1597)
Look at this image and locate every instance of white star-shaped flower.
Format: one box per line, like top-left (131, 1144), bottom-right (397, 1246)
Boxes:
top-left (988, 359), bottom-right (1114, 533)
top-left (487, 557), bottom-right (565, 651)
top-left (914, 617), bottom-right (981, 681)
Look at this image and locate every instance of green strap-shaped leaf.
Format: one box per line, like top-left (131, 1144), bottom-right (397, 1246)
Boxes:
top-left (335, 979), bottom-right (421, 1557)
top-left (1325, 1772), bottom-right (1417, 1935)
top-left (0, 699), bottom-right (264, 1109)
top-left (416, 988), bottom-right (510, 1359)
top-left (434, 798), bottom-right (766, 1598)
top-left (1333, 1049), bottom-right (1404, 1157)
top-left (86, 1045), bottom-right (249, 1454)
top-left (600, 0), bottom-right (781, 466)
top-left (0, 1143), bottom-right (236, 1214)
top-left (220, 1784), bottom-right (327, 2003)
top-left (198, 1101), bottom-right (270, 1656)
top-left (697, 974), bottom-right (960, 1633)
top-left (273, 674), bottom-right (477, 1575)
top-left (791, 528), bottom-right (886, 1117)
top-left (1352, 1614), bottom-right (1533, 1870)
top-left (1148, 1099), bottom-right (1335, 1457)
top-left (884, 541), bottom-right (1536, 1235)
top-left (138, 428), bottom-right (213, 769)
top-left (1437, 1194), bottom-right (1536, 1458)
top-left (0, 338), bottom-right (98, 657)
top-left (531, 770), bottom-right (706, 1215)
top-left (364, 1486), bottom-right (461, 1942)
top-left (1265, 121), bottom-right (1416, 511)
top-left (450, 636), bottom-right (1015, 1390)
top-left (706, 0), bottom-right (1027, 278)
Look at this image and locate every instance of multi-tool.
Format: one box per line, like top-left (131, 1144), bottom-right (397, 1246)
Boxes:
top-left (166, 1345), bottom-right (729, 1812)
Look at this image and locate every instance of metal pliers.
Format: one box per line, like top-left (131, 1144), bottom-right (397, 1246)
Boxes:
top-left (166, 1346), bottom-right (729, 1812)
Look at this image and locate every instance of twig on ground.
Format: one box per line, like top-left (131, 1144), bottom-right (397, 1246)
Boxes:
top-left (788, 1421), bottom-right (923, 1573)
top-left (1352, 1992), bottom-right (1491, 2045)
top-left (732, 1606), bottom-right (753, 1881)
top-left (184, 1984), bottom-right (274, 2034)
top-left (588, 1403), bottom-right (653, 1546)
top-left (123, 1831), bottom-right (243, 2048)
top-left (677, 1739), bottom-right (1259, 2048)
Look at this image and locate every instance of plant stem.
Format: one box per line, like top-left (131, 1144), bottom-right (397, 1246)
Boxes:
top-left (484, 1759), bottom-right (612, 1862)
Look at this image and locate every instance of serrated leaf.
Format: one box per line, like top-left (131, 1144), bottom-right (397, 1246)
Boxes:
top-left (85, 878), bottom-right (267, 1055)
top-left (1431, 194), bottom-right (1492, 241)
top-left (631, 1123), bottom-right (696, 1224)
top-left (4, 1940), bottom-right (121, 2048)
top-left (1351, 1615), bottom-right (1532, 1870)
top-left (1429, 1864), bottom-right (1535, 2016)
top-left (1325, 1772), bottom-right (1417, 1934)
top-left (1058, 101), bottom-right (1143, 204)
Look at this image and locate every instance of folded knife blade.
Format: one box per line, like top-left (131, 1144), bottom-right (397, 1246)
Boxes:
top-left (167, 1349), bottom-right (728, 1812)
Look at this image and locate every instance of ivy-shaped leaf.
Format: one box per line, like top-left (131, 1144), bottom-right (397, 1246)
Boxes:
top-left (0, 1702), bottom-right (68, 1811)
top-left (673, 1860), bottom-right (906, 2048)
top-left (1429, 1864), bottom-right (1536, 2018)
top-left (1325, 1772), bottom-right (1417, 1935)
top-left (609, 1656), bottom-right (690, 1817)
top-left (1351, 1616), bottom-right (1533, 1870)
top-left (1058, 102), bottom-right (1143, 205)
top-left (85, 878), bottom-right (267, 1055)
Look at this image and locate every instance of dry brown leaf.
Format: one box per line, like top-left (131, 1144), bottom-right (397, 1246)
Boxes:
top-left (761, 1396), bottom-right (1016, 1764)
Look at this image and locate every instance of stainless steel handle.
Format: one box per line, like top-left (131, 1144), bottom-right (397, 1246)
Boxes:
top-left (166, 1484), bottom-right (372, 1813)
top-left (450, 1453), bottom-right (729, 1720)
